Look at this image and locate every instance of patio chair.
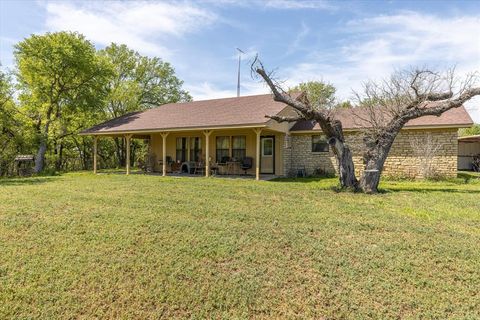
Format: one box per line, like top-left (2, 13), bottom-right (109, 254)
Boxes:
top-left (210, 160), bottom-right (219, 176)
top-left (193, 161), bottom-right (205, 175)
top-left (217, 156), bottom-right (230, 175)
top-left (240, 157), bottom-right (253, 175)
top-left (297, 165), bottom-right (306, 178)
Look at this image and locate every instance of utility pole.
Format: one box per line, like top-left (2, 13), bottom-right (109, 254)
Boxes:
top-left (236, 48), bottom-right (244, 97)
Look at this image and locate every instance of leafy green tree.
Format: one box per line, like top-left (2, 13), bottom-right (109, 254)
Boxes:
top-left (0, 68), bottom-right (18, 175)
top-left (99, 43), bottom-right (191, 166)
top-left (14, 32), bottom-right (112, 173)
top-left (459, 124), bottom-right (480, 136)
top-left (289, 81), bottom-right (337, 109)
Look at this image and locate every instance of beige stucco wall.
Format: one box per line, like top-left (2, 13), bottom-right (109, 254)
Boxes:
top-left (150, 128), bottom-right (285, 176)
top-left (286, 128), bottom-right (458, 179)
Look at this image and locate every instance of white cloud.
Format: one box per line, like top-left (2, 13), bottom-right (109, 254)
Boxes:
top-left (203, 0), bottom-right (335, 10)
top-left (44, 1), bottom-right (217, 57)
top-left (264, 0), bottom-right (335, 10)
top-left (284, 22), bottom-right (310, 56)
top-left (186, 80), bottom-right (268, 101)
top-left (281, 11), bottom-right (480, 121)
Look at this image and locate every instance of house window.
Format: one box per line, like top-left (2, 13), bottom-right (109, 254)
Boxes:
top-left (262, 137), bottom-right (274, 156)
top-left (189, 137), bottom-right (202, 162)
top-left (176, 137), bottom-right (187, 162)
top-left (232, 136), bottom-right (246, 160)
top-left (216, 136), bottom-right (230, 161)
top-left (312, 135), bottom-right (329, 153)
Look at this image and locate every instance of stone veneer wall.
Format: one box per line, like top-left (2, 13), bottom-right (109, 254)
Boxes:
top-left (284, 128), bottom-right (458, 178)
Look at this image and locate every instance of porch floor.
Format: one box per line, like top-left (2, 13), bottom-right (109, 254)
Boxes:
top-left (97, 170), bottom-right (278, 181)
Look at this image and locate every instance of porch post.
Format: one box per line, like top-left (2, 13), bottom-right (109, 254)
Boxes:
top-left (203, 130), bottom-right (212, 177)
top-left (160, 132), bottom-right (169, 177)
top-left (253, 128), bottom-right (262, 181)
top-left (93, 136), bottom-right (98, 174)
top-left (125, 134), bottom-right (132, 175)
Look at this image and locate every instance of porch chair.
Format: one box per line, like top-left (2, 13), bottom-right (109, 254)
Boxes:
top-left (240, 157), bottom-right (253, 175)
top-left (217, 156), bottom-right (230, 175)
top-left (193, 161), bottom-right (205, 175)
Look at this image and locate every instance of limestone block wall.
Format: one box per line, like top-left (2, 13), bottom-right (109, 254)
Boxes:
top-left (284, 128), bottom-right (458, 178)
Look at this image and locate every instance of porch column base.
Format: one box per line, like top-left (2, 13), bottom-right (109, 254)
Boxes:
top-left (125, 134), bottom-right (132, 175)
top-left (93, 136), bottom-right (98, 174)
top-left (203, 130), bottom-right (213, 177)
top-left (160, 132), bottom-right (169, 176)
top-left (253, 128), bottom-right (262, 181)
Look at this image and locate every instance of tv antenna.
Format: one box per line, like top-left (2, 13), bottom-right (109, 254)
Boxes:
top-left (236, 48), bottom-right (245, 97)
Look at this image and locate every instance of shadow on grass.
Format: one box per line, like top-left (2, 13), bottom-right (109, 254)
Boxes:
top-left (379, 187), bottom-right (480, 194)
top-left (270, 176), bottom-right (336, 183)
top-left (272, 177), bottom-right (480, 194)
top-left (0, 176), bottom-right (60, 186)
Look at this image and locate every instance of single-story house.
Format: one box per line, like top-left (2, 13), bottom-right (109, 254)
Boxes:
top-left (81, 94), bottom-right (474, 179)
top-left (458, 135), bottom-right (480, 171)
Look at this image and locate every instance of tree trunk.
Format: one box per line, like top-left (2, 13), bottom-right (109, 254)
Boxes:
top-left (55, 142), bottom-right (64, 171)
top-left (34, 139), bottom-right (48, 173)
top-left (358, 135), bottom-right (395, 193)
top-left (114, 137), bottom-right (125, 167)
top-left (329, 137), bottom-right (358, 189)
top-left (359, 161), bottom-right (383, 194)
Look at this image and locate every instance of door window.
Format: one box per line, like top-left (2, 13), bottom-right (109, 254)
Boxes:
top-left (262, 138), bottom-right (273, 156)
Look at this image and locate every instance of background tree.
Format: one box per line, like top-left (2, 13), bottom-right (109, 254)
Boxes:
top-left (409, 133), bottom-right (444, 179)
top-left (289, 81), bottom-right (353, 109)
top-left (253, 58), bottom-right (480, 193)
top-left (459, 123), bottom-right (480, 136)
top-left (14, 32), bottom-right (111, 173)
top-left (99, 43), bottom-right (191, 167)
top-left (0, 68), bottom-right (23, 175)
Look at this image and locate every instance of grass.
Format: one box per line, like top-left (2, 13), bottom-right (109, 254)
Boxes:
top-left (0, 172), bottom-right (479, 319)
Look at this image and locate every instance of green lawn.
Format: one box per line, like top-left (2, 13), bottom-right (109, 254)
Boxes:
top-left (1, 173), bottom-right (479, 319)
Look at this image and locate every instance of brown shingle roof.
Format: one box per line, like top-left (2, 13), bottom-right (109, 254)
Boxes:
top-left (81, 94), bottom-right (287, 134)
top-left (82, 93), bottom-right (474, 135)
top-left (290, 105), bottom-right (474, 131)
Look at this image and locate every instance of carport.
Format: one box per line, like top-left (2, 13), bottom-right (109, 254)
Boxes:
top-left (458, 135), bottom-right (480, 171)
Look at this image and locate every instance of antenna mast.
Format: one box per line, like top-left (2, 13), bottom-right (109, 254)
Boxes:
top-left (236, 48), bottom-right (244, 97)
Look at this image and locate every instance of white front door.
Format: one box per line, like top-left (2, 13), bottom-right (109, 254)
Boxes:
top-left (260, 136), bottom-right (274, 174)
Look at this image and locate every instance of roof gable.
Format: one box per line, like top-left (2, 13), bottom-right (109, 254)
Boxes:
top-left (82, 94), bottom-right (288, 134)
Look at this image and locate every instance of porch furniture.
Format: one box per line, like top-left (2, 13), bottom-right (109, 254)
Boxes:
top-left (146, 153), bottom-right (157, 173)
top-left (171, 161), bottom-right (182, 173)
top-left (158, 155), bottom-right (174, 173)
top-left (193, 161), bottom-right (205, 175)
top-left (240, 157), bottom-right (253, 175)
top-left (297, 165), bottom-right (306, 178)
top-left (210, 161), bottom-right (219, 176)
top-left (217, 156), bottom-right (230, 175)
top-left (226, 160), bottom-right (240, 175)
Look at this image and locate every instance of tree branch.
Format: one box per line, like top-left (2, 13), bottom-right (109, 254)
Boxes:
top-left (253, 59), bottom-right (319, 120)
top-left (413, 87), bottom-right (480, 117)
top-left (265, 114), bottom-right (304, 122)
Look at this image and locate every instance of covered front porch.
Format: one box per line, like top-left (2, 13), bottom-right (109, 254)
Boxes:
top-left (91, 126), bottom-right (286, 180)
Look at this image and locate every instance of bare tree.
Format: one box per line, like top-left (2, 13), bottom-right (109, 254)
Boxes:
top-left (253, 58), bottom-right (480, 193)
top-left (409, 133), bottom-right (445, 179)
top-left (354, 68), bottom-right (479, 192)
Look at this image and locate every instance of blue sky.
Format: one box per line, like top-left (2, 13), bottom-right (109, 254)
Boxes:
top-left (1, 0), bottom-right (479, 121)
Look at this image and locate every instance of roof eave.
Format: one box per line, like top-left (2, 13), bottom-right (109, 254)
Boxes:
top-left (289, 123), bottom-right (473, 134)
top-left (79, 123), bottom-right (269, 136)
